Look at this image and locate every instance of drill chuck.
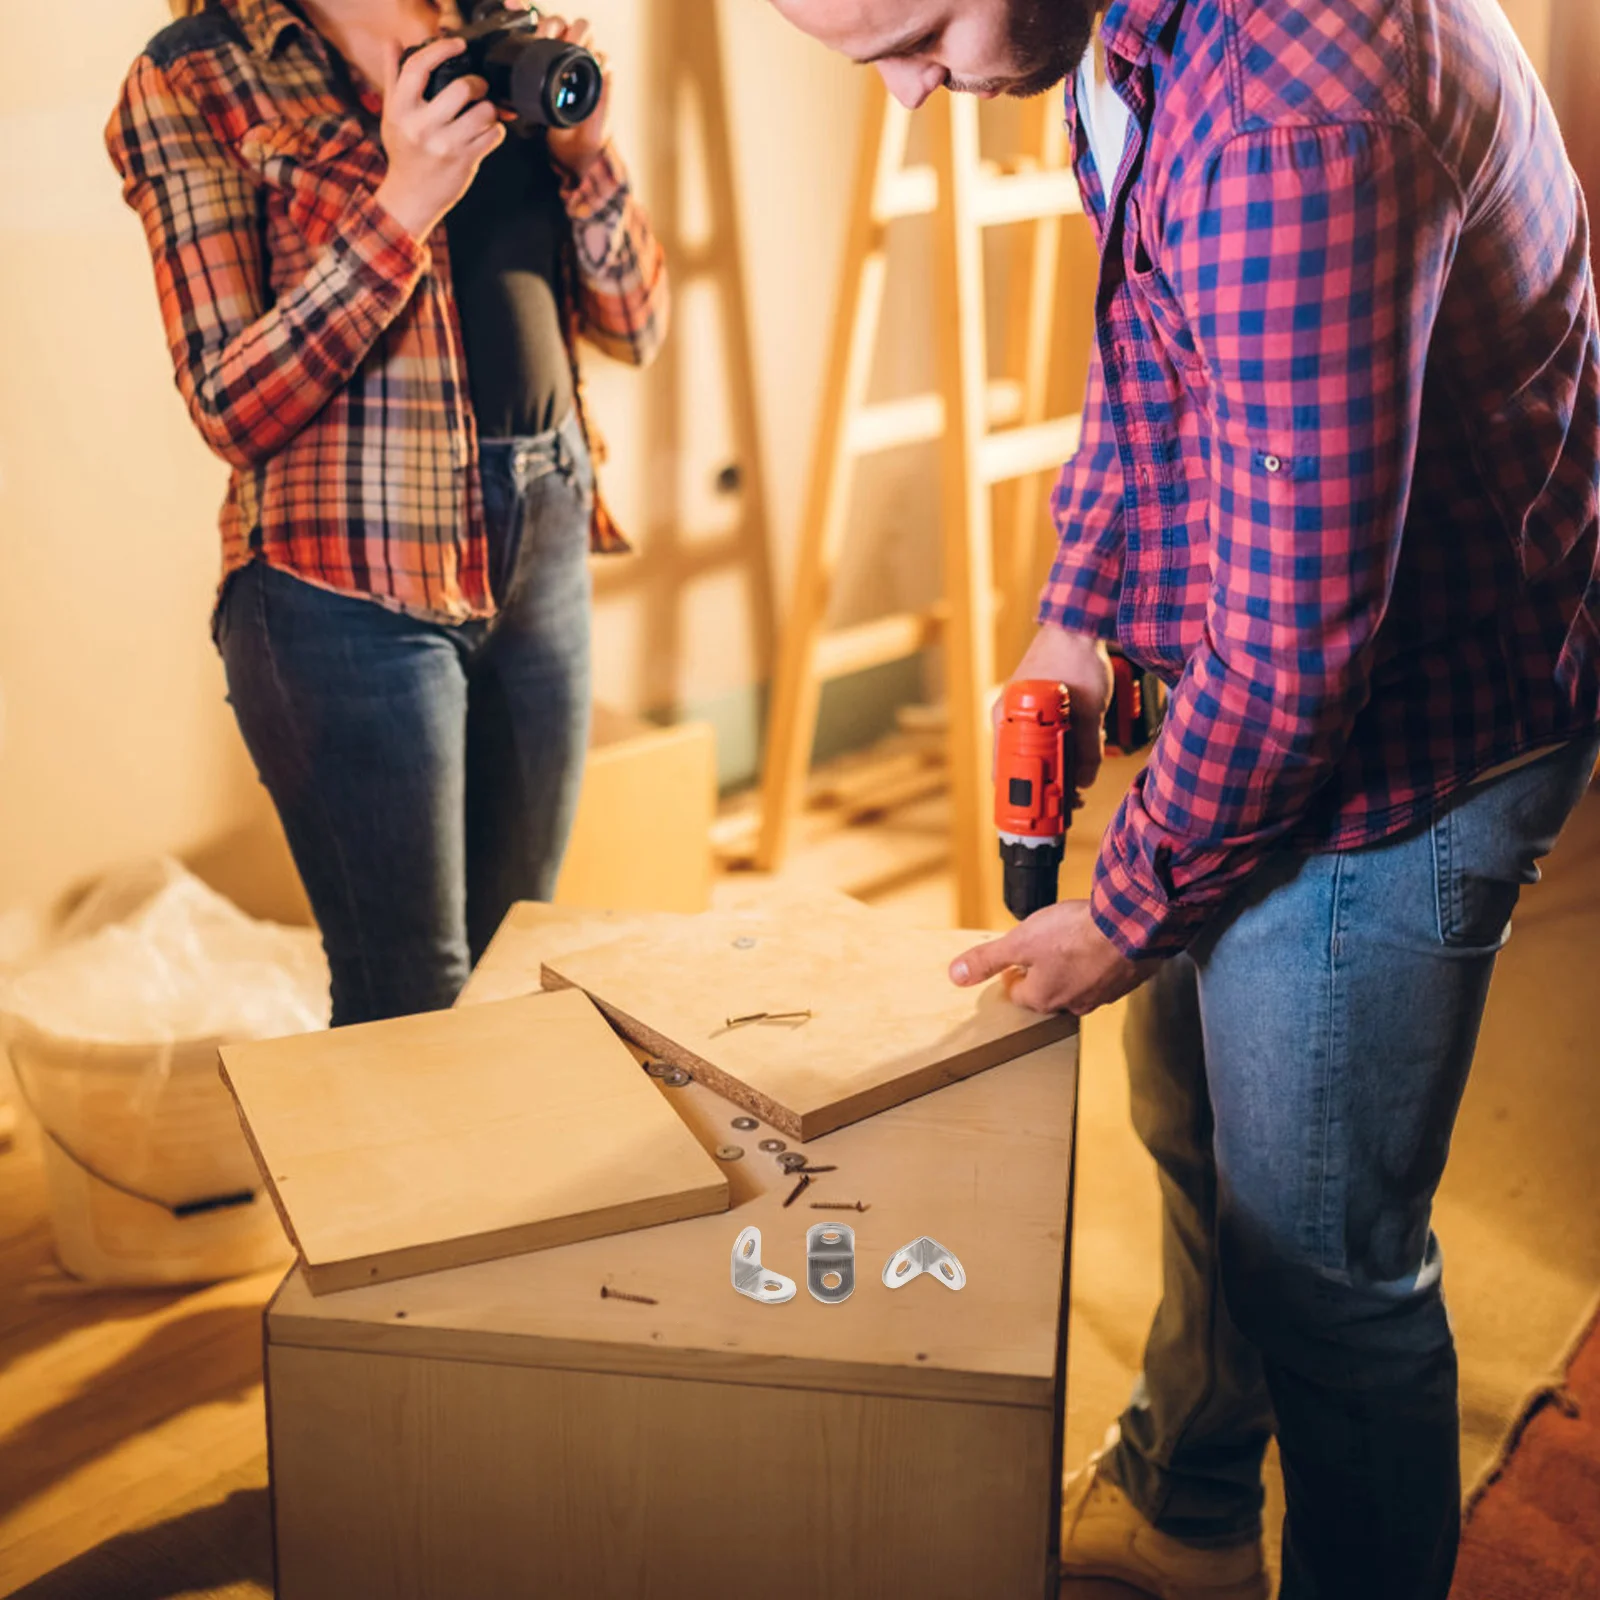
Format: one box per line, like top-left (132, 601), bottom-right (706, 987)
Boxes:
top-left (999, 834), bottom-right (1066, 920)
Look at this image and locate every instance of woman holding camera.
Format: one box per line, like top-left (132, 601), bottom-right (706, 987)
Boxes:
top-left (108, 0), bottom-right (666, 1025)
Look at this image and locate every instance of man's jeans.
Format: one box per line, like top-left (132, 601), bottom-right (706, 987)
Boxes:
top-left (217, 409), bottom-right (594, 1026)
top-left (1104, 734), bottom-right (1600, 1600)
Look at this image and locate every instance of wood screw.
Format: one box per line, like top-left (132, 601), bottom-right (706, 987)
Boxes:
top-left (782, 1174), bottom-right (813, 1208)
top-left (810, 1201), bottom-right (870, 1212)
top-left (600, 1286), bottom-right (658, 1305)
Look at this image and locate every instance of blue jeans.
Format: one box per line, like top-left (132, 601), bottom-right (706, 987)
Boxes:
top-left (1105, 734), bottom-right (1600, 1600)
top-left (217, 410), bottom-right (594, 1025)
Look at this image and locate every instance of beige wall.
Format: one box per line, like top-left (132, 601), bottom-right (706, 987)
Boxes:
top-left (0, 0), bottom-right (922, 925)
top-left (0, 4), bottom-right (260, 926)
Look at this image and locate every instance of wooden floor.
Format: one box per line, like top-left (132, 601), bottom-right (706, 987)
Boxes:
top-left (0, 1143), bottom-right (279, 1597)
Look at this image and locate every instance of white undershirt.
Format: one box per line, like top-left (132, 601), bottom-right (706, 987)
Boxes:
top-left (1076, 33), bottom-right (1132, 189)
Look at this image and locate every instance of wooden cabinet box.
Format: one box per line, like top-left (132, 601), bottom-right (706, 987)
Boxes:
top-left (263, 1032), bottom-right (1078, 1600)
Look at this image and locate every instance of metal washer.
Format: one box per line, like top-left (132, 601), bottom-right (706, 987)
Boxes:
top-left (716, 1145), bottom-right (744, 1162)
top-left (660, 1067), bottom-right (692, 1087)
top-left (758, 1138), bottom-right (787, 1153)
top-left (731, 1116), bottom-right (758, 1131)
top-left (777, 1152), bottom-right (808, 1173)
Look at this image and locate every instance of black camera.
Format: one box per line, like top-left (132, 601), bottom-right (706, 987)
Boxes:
top-left (402, 2), bottom-right (603, 130)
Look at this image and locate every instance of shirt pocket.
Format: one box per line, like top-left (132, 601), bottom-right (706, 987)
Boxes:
top-left (237, 114), bottom-right (374, 252)
top-left (1123, 193), bottom-right (1202, 375)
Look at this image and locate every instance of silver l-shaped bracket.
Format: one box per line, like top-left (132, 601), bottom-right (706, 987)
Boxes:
top-left (882, 1236), bottom-right (966, 1291)
top-left (806, 1221), bottom-right (855, 1303)
top-left (731, 1225), bottom-right (796, 1304)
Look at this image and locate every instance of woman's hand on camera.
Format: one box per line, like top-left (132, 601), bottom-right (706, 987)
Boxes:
top-left (373, 35), bottom-right (504, 242)
top-left (538, 15), bottom-right (613, 180)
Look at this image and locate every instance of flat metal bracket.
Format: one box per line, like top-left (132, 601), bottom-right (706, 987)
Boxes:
top-left (882, 1236), bottom-right (966, 1291)
top-left (731, 1226), bottom-right (796, 1305)
top-left (806, 1222), bottom-right (855, 1303)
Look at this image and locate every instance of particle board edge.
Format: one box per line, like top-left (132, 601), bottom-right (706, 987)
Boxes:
top-left (219, 1048), bottom-right (311, 1267)
top-left (264, 1310), bottom-right (1059, 1410)
top-left (539, 970), bottom-right (807, 1136)
top-left (298, 1175), bottom-right (731, 1295)
top-left (794, 1010), bottom-right (1077, 1139)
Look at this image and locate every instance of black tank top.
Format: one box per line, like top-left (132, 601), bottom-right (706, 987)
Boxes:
top-left (446, 131), bottom-right (574, 439)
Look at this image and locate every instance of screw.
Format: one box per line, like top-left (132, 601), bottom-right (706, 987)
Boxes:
top-left (782, 1174), bottom-right (813, 1208)
top-left (600, 1286), bottom-right (658, 1306)
top-left (795, 1165), bottom-right (837, 1176)
top-left (810, 1202), bottom-right (870, 1212)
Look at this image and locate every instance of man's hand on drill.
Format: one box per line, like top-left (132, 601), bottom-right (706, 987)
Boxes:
top-left (949, 900), bottom-right (1156, 1015)
top-left (959, 620), bottom-right (1152, 1016)
top-left (993, 623), bottom-right (1114, 790)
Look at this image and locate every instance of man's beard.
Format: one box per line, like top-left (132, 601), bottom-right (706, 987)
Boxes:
top-left (949, 0), bottom-right (1095, 99)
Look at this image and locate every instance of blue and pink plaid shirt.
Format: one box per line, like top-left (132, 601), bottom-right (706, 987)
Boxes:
top-left (1044, 0), bottom-right (1600, 958)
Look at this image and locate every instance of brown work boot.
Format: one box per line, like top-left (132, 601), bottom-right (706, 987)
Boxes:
top-left (1060, 1430), bottom-right (1269, 1599)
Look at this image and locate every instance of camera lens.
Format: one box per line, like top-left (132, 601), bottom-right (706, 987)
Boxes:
top-left (506, 36), bottom-right (602, 128)
top-left (553, 65), bottom-right (586, 117)
top-left (547, 54), bottom-right (601, 125)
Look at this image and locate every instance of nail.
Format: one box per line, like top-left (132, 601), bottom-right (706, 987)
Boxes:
top-left (599, 1285), bottom-right (658, 1305)
top-left (951, 960), bottom-right (970, 983)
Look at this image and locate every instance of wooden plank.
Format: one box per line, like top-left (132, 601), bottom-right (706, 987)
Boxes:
top-left (971, 167), bottom-right (1083, 227)
top-left (931, 93), bottom-right (1006, 928)
top-left (812, 609), bottom-right (942, 680)
top-left (540, 903), bottom-right (1072, 1140)
top-left (218, 990), bottom-right (729, 1294)
top-left (995, 100), bottom-right (1072, 672)
top-left (554, 714), bottom-right (716, 914)
top-left (455, 902), bottom-right (687, 1008)
top-left (977, 414), bottom-right (1084, 486)
top-left (268, 1033), bottom-right (1077, 1408)
top-left (754, 79), bottom-right (895, 876)
top-left (267, 1346), bottom-right (1056, 1600)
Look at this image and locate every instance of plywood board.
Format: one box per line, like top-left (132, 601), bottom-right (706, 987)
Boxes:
top-left (267, 1347), bottom-right (1055, 1600)
top-left (456, 890), bottom-right (877, 1009)
top-left (455, 903), bottom-right (686, 1008)
top-left (554, 711), bottom-right (716, 913)
top-left (268, 1030), bottom-right (1078, 1407)
top-left (541, 904), bottom-right (1074, 1139)
top-left (220, 989), bottom-right (728, 1294)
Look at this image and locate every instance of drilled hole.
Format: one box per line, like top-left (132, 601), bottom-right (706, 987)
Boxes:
top-left (822, 1230), bottom-right (840, 1243)
top-left (742, 1239), bottom-right (755, 1258)
top-left (822, 1271), bottom-right (842, 1290)
top-left (940, 1262), bottom-right (954, 1278)
top-left (764, 1280), bottom-right (781, 1292)
top-left (895, 1258), bottom-right (912, 1277)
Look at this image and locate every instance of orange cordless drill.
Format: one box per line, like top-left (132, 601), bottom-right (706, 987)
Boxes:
top-left (994, 679), bottom-right (1076, 920)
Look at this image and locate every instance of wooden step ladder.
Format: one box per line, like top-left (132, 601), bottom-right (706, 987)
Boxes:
top-left (750, 82), bottom-right (1087, 928)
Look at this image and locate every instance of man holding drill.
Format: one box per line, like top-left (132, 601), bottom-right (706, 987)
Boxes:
top-left (771, 0), bottom-right (1600, 1594)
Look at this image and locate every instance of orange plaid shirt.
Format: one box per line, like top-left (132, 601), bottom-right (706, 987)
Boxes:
top-left (107, 0), bottom-right (668, 624)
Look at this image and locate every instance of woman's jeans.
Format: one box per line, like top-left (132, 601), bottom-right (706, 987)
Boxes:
top-left (217, 410), bottom-right (594, 1026)
top-left (1103, 732), bottom-right (1600, 1600)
